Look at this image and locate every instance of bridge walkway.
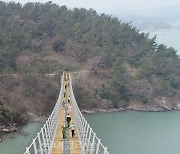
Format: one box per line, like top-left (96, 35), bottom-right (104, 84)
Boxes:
top-left (67, 75), bottom-right (81, 154)
top-left (52, 73), bottom-right (81, 154)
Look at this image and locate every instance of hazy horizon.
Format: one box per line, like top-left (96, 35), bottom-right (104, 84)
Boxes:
top-left (3, 0), bottom-right (180, 17)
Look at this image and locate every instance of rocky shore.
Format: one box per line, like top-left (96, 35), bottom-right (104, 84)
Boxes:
top-left (0, 124), bottom-right (18, 143)
top-left (0, 125), bottom-right (18, 133)
top-left (0, 113), bottom-right (47, 141)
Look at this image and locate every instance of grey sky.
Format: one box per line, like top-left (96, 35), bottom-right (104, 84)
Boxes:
top-left (4, 0), bottom-right (180, 16)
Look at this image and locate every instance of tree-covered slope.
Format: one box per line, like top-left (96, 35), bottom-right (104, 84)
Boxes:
top-left (0, 2), bottom-right (180, 126)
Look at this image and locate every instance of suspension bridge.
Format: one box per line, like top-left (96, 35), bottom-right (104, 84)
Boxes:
top-left (24, 72), bottom-right (109, 154)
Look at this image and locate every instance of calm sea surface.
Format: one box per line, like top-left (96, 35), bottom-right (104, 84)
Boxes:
top-left (85, 111), bottom-right (180, 154)
top-left (1, 111), bottom-right (180, 154)
top-left (0, 122), bottom-right (43, 154)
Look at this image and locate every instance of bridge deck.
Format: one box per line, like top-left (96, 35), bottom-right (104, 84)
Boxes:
top-left (52, 74), bottom-right (81, 154)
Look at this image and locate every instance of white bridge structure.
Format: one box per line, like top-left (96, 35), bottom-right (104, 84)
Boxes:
top-left (24, 72), bottom-right (109, 154)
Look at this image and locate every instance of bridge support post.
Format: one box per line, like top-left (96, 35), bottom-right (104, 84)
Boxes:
top-left (26, 147), bottom-right (30, 154)
top-left (84, 124), bottom-right (90, 153)
top-left (86, 128), bottom-right (92, 153)
top-left (44, 124), bottom-right (50, 152)
top-left (96, 139), bottom-right (100, 154)
top-left (41, 128), bottom-right (48, 154)
top-left (104, 147), bottom-right (107, 154)
top-left (80, 114), bottom-right (86, 134)
top-left (46, 121), bottom-right (52, 142)
top-left (37, 133), bottom-right (43, 154)
top-left (82, 121), bottom-right (87, 143)
top-left (90, 133), bottom-right (96, 154)
top-left (47, 118), bottom-right (53, 140)
top-left (33, 139), bottom-right (38, 154)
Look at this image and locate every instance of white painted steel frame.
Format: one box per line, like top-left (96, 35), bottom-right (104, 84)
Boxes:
top-left (24, 72), bottom-right (65, 154)
top-left (24, 72), bottom-right (109, 154)
top-left (69, 73), bottom-right (109, 154)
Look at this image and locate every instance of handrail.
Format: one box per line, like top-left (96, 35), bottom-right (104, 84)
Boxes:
top-left (24, 72), bottom-right (109, 154)
top-left (69, 73), bottom-right (109, 154)
top-left (24, 72), bottom-right (64, 154)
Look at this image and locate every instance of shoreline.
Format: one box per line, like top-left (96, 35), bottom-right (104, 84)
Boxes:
top-left (81, 106), bottom-right (180, 114)
top-left (0, 113), bottom-right (47, 141)
top-left (1, 107), bottom-right (180, 140)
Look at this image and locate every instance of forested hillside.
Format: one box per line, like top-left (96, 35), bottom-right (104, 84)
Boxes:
top-left (0, 2), bottom-right (179, 126)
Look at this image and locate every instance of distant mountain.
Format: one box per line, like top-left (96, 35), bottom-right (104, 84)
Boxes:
top-left (144, 5), bottom-right (180, 20)
top-left (116, 5), bottom-right (180, 30)
top-left (115, 6), bottom-right (180, 30)
top-left (118, 5), bottom-right (180, 20)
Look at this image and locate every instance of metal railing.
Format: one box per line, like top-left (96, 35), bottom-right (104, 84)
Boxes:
top-left (69, 73), bottom-right (109, 154)
top-left (24, 73), bottom-right (64, 154)
top-left (24, 72), bottom-right (109, 154)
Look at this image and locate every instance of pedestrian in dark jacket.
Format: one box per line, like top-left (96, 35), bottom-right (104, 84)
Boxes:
top-left (66, 114), bottom-right (71, 127)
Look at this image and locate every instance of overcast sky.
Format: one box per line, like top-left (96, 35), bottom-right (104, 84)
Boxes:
top-left (4, 0), bottom-right (180, 16)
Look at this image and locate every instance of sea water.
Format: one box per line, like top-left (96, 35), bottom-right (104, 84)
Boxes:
top-left (0, 122), bottom-right (43, 154)
top-left (85, 111), bottom-right (180, 154)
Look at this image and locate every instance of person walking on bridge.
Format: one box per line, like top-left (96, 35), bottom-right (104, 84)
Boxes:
top-left (68, 105), bottom-right (72, 113)
top-left (63, 92), bottom-right (66, 98)
top-left (66, 113), bottom-right (71, 127)
top-left (62, 101), bottom-right (65, 108)
top-left (69, 123), bottom-right (75, 138)
top-left (68, 96), bottom-right (71, 103)
top-left (61, 121), bottom-right (68, 140)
